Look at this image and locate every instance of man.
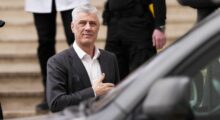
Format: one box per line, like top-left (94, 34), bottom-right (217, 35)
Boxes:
top-left (25, 0), bottom-right (90, 112)
top-left (46, 4), bottom-right (120, 112)
top-left (103, 0), bottom-right (166, 80)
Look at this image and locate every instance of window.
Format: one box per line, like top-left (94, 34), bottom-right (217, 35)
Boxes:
top-left (190, 57), bottom-right (220, 113)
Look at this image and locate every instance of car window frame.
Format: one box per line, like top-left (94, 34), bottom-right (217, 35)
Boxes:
top-left (170, 32), bottom-right (220, 77)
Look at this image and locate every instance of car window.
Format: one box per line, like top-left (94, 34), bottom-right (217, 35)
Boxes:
top-left (190, 56), bottom-right (220, 114)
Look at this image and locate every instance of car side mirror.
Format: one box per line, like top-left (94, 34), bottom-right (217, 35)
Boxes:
top-left (143, 77), bottom-right (194, 120)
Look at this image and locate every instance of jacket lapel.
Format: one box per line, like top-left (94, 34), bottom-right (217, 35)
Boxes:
top-left (68, 47), bottom-right (92, 88)
top-left (98, 50), bottom-right (109, 83)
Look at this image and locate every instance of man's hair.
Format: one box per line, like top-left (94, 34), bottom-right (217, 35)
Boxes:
top-left (72, 4), bottom-right (99, 22)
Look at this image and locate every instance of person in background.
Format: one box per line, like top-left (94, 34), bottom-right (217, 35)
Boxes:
top-left (46, 4), bottom-right (120, 112)
top-left (103, 0), bottom-right (166, 80)
top-left (24, 0), bottom-right (90, 113)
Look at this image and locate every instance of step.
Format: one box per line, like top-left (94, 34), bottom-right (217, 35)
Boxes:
top-left (1, 96), bottom-right (43, 119)
top-left (0, 62), bottom-right (40, 78)
top-left (0, 77), bottom-right (43, 94)
top-left (0, 25), bottom-right (62, 42)
top-left (0, 78), bottom-right (43, 119)
top-left (3, 110), bottom-right (37, 119)
top-left (167, 6), bottom-right (197, 23)
top-left (168, 0), bottom-right (185, 7)
top-left (0, 0), bottom-right (23, 10)
top-left (0, 10), bottom-right (62, 26)
top-left (0, 41), bottom-right (67, 63)
top-left (10, 114), bottom-right (52, 120)
top-left (166, 22), bottom-right (195, 42)
top-left (0, 89), bottom-right (42, 98)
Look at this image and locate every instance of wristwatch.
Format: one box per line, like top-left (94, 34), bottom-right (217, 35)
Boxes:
top-left (156, 25), bottom-right (166, 33)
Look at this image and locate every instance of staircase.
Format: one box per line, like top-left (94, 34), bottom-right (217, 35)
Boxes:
top-left (0, 0), bottom-right (196, 119)
top-left (166, 0), bottom-right (197, 47)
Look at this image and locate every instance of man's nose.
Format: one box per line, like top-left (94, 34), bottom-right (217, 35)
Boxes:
top-left (85, 22), bottom-right (91, 29)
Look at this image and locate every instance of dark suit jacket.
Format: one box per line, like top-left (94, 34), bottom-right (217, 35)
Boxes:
top-left (46, 47), bottom-right (120, 112)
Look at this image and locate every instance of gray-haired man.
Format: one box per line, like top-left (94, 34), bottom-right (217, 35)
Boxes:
top-left (46, 4), bottom-right (120, 112)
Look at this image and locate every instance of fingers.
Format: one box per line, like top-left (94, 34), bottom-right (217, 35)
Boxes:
top-left (156, 37), bottom-right (163, 49)
top-left (156, 37), bottom-right (160, 49)
top-left (99, 85), bottom-right (114, 95)
top-left (97, 83), bottom-right (115, 89)
top-left (153, 36), bottom-right (161, 49)
top-left (101, 83), bottom-right (115, 88)
top-left (153, 35), bottom-right (156, 47)
top-left (94, 83), bottom-right (115, 96)
top-left (152, 29), bottom-right (166, 49)
top-left (96, 73), bottom-right (105, 83)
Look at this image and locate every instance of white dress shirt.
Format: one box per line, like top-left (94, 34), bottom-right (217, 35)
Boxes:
top-left (25, 0), bottom-right (90, 13)
top-left (73, 42), bottom-right (102, 86)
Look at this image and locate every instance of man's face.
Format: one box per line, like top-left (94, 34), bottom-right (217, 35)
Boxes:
top-left (71, 12), bottom-right (100, 47)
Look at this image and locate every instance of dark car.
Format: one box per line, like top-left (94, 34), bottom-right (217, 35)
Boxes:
top-left (13, 3), bottom-right (220, 120)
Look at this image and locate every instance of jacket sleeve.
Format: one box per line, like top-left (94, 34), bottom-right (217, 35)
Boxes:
top-left (152, 0), bottom-right (166, 27)
top-left (46, 56), bottom-right (95, 112)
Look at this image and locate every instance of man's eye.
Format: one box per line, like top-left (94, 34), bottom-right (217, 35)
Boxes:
top-left (79, 21), bottom-right (86, 25)
top-left (89, 22), bottom-right (96, 26)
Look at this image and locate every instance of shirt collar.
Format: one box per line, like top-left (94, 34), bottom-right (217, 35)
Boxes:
top-left (73, 41), bottom-right (100, 60)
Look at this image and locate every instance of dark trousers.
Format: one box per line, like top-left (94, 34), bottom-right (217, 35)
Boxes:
top-left (33, 1), bottom-right (74, 103)
top-left (105, 16), bottom-right (156, 80)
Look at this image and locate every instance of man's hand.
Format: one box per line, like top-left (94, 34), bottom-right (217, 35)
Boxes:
top-left (152, 29), bottom-right (166, 49)
top-left (92, 73), bottom-right (115, 96)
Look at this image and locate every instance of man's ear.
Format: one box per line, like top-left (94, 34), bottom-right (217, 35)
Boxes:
top-left (71, 22), bottom-right (74, 33)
